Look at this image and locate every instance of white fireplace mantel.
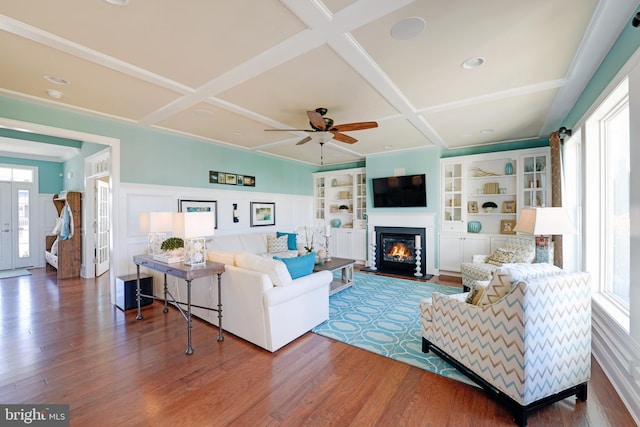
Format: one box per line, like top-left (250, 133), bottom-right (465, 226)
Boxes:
top-left (366, 212), bottom-right (435, 275)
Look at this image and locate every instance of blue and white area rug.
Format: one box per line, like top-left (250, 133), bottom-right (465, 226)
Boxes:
top-left (312, 272), bottom-right (475, 386)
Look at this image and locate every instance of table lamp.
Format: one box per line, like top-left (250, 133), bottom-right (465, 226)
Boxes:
top-left (173, 211), bottom-right (215, 266)
top-left (139, 211), bottom-right (173, 255)
top-left (513, 207), bottom-right (576, 264)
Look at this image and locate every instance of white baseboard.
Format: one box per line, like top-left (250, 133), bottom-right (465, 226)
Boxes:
top-left (592, 299), bottom-right (640, 425)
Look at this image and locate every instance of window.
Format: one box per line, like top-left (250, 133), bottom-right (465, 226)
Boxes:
top-left (583, 78), bottom-right (630, 316)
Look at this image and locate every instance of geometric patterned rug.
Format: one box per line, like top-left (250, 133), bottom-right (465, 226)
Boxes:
top-left (312, 272), bottom-right (476, 386)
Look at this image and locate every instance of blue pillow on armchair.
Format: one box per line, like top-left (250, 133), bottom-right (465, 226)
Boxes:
top-left (274, 252), bottom-right (316, 279)
top-left (277, 232), bottom-right (298, 250)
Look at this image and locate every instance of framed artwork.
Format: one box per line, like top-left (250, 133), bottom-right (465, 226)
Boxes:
top-left (237, 175), bottom-right (244, 186)
top-left (225, 173), bottom-right (237, 185)
top-left (178, 199), bottom-right (218, 229)
top-left (250, 202), bottom-right (275, 227)
top-left (468, 201), bottom-right (478, 213)
top-left (243, 176), bottom-right (255, 187)
top-left (500, 219), bottom-right (516, 234)
top-left (502, 200), bottom-right (516, 213)
top-left (218, 172), bottom-right (226, 184)
top-left (209, 171), bottom-right (218, 183)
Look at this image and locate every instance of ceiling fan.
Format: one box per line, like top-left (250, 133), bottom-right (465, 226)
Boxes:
top-left (265, 107), bottom-right (378, 146)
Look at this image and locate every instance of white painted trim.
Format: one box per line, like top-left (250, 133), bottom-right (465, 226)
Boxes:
top-left (592, 302), bottom-right (640, 425)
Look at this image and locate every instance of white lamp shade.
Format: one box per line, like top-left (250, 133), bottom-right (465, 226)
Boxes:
top-left (173, 212), bottom-right (215, 239)
top-left (513, 207), bottom-right (576, 235)
top-left (139, 211), bottom-right (174, 233)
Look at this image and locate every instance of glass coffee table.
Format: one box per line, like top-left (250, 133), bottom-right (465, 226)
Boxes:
top-left (313, 257), bottom-right (355, 295)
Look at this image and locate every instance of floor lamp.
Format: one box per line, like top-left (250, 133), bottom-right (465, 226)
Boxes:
top-left (513, 207), bottom-right (575, 264)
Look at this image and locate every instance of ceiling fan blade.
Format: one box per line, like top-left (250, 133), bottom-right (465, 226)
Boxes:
top-left (307, 110), bottom-right (326, 131)
top-left (330, 131), bottom-right (358, 144)
top-left (296, 136), bottom-right (313, 145)
top-left (330, 121), bottom-right (378, 132)
top-left (265, 129), bottom-right (315, 132)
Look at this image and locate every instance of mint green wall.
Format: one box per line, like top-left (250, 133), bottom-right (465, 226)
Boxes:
top-left (0, 97), bottom-right (316, 195)
top-left (0, 156), bottom-right (62, 193)
top-left (564, 9), bottom-right (640, 127)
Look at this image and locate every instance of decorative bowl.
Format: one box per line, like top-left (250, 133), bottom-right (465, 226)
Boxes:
top-left (467, 221), bottom-right (482, 233)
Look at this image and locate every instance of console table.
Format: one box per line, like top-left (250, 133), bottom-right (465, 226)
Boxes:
top-left (133, 254), bottom-right (225, 355)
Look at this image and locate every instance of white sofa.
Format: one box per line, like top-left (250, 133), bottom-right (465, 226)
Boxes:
top-left (155, 232), bottom-right (332, 352)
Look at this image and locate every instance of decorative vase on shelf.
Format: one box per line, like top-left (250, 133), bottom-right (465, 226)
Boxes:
top-left (332, 178), bottom-right (338, 187)
top-left (330, 218), bottom-right (342, 228)
top-left (505, 162), bottom-right (513, 175)
top-left (467, 221), bottom-right (482, 233)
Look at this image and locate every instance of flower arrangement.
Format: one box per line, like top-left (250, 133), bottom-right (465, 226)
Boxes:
top-left (303, 227), bottom-right (315, 253)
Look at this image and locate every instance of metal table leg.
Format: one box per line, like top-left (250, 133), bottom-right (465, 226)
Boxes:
top-left (135, 264), bottom-right (143, 320)
top-left (216, 273), bottom-right (224, 342)
top-left (186, 279), bottom-right (194, 355)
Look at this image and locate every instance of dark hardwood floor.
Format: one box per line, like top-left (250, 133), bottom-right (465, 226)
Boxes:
top-left (0, 267), bottom-right (635, 427)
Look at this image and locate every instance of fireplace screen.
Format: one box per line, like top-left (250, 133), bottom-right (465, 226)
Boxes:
top-left (382, 234), bottom-right (416, 265)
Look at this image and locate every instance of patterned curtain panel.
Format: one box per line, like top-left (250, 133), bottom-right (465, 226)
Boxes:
top-left (549, 131), bottom-right (563, 268)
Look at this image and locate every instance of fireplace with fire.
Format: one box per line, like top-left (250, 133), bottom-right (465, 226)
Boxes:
top-left (375, 226), bottom-right (426, 277)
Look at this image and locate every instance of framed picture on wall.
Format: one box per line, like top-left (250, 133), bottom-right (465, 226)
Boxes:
top-left (178, 199), bottom-right (218, 229)
top-left (250, 202), bottom-right (275, 227)
top-left (500, 219), bottom-right (516, 234)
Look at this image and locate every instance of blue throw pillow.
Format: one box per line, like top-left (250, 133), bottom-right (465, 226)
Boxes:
top-left (277, 232), bottom-right (298, 250)
top-left (274, 252), bottom-right (315, 279)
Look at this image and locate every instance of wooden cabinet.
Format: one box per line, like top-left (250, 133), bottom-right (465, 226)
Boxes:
top-left (313, 168), bottom-right (366, 262)
top-left (439, 233), bottom-right (491, 272)
top-left (332, 228), bottom-right (366, 261)
top-left (45, 191), bottom-right (82, 280)
top-left (439, 148), bottom-right (550, 274)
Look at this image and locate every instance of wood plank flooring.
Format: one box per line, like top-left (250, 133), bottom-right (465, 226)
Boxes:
top-left (0, 267), bottom-right (635, 426)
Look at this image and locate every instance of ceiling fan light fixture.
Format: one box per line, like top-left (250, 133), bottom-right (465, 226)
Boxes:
top-left (391, 17), bottom-right (426, 40)
top-left (461, 57), bottom-right (485, 70)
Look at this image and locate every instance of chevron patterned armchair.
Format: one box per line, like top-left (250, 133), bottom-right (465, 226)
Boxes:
top-left (460, 235), bottom-right (536, 291)
top-left (421, 264), bottom-right (591, 426)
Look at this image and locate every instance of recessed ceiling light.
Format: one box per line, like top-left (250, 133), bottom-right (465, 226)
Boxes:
top-left (384, 144), bottom-right (393, 149)
top-left (44, 75), bottom-right (69, 86)
top-left (46, 89), bottom-right (63, 99)
top-left (233, 130), bottom-right (241, 135)
top-left (461, 57), bottom-right (485, 70)
top-left (195, 108), bottom-right (214, 117)
top-left (481, 128), bottom-right (495, 134)
top-left (104, 0), bottom-right (129, 5)
top-left (391, 17), bottom-right (426, 40)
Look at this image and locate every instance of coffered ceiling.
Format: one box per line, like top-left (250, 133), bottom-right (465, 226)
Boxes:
top-left (0, 0), bottom-right (637, 165)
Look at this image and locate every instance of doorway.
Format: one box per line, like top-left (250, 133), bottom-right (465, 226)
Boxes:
top-left (0, 165), bottom-right (38, 270)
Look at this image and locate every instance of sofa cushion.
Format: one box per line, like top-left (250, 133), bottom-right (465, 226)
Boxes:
top-left (207, 250), bottom-right (236, 266)
top-left (274, 252), bottom-right (316, 279)
top-left (235, 252), bottom-right (293, 287)
top-left (486, 248), bottom-right (516, 266)
top-left (505, 235), bottom-right (536, 263)
top-left (477, 268), bottom-right (513, 306)
top-left (277, 232), bottom-right (298, 250)
top-left (267, 235), bottom-right (289, 253)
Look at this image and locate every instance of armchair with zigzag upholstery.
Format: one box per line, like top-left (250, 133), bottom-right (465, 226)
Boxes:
top-left (420, 263), bottom-right (591, 426)
top-left (460, 234), bottom-right (536, 291)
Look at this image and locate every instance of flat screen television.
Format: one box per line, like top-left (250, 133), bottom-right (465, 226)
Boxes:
top-left (372, 174), bottom-right (427, 208)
